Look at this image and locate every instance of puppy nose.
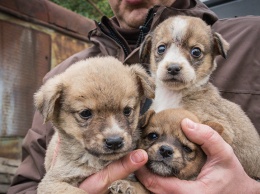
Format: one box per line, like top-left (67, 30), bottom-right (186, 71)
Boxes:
top-left (105, 137), bottom-right (124, 150)
top-left (167, 64), bottom-right (181, 75)
top-left (159, 145), bottom-right (173, 158)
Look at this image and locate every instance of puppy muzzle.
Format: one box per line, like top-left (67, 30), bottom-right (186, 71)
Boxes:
top-left (159, 145), bottom-right (174, 158)
top-left (105, 136), bottom-right (124, 150)
top-left (167, 64), bottom-right (182, 76)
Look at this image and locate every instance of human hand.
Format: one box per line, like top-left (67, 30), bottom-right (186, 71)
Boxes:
top-left (136, 118), bottom-right (260, 194)
top-left (79, 149), bottom-right (148, 194)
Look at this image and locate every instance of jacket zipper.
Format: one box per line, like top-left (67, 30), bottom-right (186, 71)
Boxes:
top-left (136, 8), bottom-right (155, 48)
top-left (98, 20), bottom-right (130, 57)
top-left (98, 8), bottom-right (155, 58)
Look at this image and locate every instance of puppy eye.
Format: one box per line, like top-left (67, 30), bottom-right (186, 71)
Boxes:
top-left (79, 109), bottom-right (92, 119)
top-left (147, 132), bottom-right (159, 141)
top-left (123, 107), bottom-right (132, 117)
top-left (157, 45), bottom-right (166, 54)
top-left (191, 47), bottom-right (202, 58)
top-left (182, 145), bottom-right (193, 153)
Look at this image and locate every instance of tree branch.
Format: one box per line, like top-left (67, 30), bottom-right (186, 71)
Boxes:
top-left (85, 0), bottom-right (105, 16)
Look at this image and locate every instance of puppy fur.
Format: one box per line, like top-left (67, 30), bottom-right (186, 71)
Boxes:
top-left (140, 16), bottom-right (260, 178)
top-left (35, 56), bottom-right (155, 194)
top-left (139, 109), bottom-right (207, 180)
top-left (110, 109), bottom-right (224, 193)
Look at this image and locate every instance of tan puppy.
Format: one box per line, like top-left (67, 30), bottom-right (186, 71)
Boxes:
top-left (140, 16), bottom-right (260, 179)
top-left (139, 109), bottom-right (208, 180)
top-left (35, 56), bottom-right (155, 194)
top-left (110, 108), bottom-right (224, 193)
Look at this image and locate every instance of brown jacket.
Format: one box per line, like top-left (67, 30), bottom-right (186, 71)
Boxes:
top-left (8, 0), bottom-right (260, 193)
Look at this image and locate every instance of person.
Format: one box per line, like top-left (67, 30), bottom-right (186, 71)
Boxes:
top-left (8, 0), bottom-right (260, 193)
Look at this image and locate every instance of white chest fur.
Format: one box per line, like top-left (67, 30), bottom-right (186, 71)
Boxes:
top-left (151, 84), bottom-right (183, 112)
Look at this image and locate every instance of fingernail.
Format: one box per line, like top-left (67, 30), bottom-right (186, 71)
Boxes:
top-left (131, 150), bottom-right (145, 163)
top-left (185, 118), bottom-right (195, 130)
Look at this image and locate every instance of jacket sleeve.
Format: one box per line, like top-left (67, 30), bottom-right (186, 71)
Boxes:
top-left (7, 111), bottom-right (53, 194)
top-left (211, 16), bottom-right (260, 133)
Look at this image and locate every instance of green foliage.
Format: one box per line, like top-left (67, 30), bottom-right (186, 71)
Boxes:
top-left (50, 0), bottom-right (114, 21)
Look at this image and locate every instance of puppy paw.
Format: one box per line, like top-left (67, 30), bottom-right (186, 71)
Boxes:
top-left (109, 180), bottom-right (136, 194)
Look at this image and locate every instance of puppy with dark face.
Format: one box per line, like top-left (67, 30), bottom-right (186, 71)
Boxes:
top-left (110, 108), bottom-right (225, 193)
top-left (140, 16), bottom-right (260, 179)
top-left (35, 56), bottom-right (155, 194)
top-left (139, 109), bottom-right (207, 180)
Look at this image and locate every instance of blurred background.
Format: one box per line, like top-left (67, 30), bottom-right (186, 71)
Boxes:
top-left (0, 0), bottom-right (259, 193)
top-left (201, 0), bottom-right (259, 18)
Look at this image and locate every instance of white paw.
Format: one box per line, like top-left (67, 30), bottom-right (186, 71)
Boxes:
top-left (109, 180), bottom-right (136, 194)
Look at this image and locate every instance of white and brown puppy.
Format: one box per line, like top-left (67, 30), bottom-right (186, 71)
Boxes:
top-left (140, 16), bottom-right (260, 179)
top-left (35, 56), bottom-right (155, 194)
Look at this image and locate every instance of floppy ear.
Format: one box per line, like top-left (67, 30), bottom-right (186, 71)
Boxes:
top-left (139, 34), bottom-right (153, 63)
top-left (204, 121), bottom-right (232, 144)
top-left (34, 76), bottom-right (63, 123)
top-left (139, 109), bottom-right (155, 129)
top-left (130, 64), bottom-right (155, 99)
top-left (204, 121), bottom-right (225, 135)
top-left (213, 32), bottom-right (230, 59)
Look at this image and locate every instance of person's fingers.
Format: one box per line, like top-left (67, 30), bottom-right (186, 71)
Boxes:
top-left (135, 166), bottom-right (160, 191)
top-left (136, 166), bottom-right (203, 194)
top-left (106, 149), bottom-right (148, 181)
top-left (181, 118), bottom-right (233, 157)
top-left (79, 149), bottom-right (148, 194)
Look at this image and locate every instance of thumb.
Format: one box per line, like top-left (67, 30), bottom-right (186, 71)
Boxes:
top-left (107, 149), bottom-right (148, 181)
top-left (181, 118), bottom-right (231, 157)
top-left (79, 149), bottom-right (148, 194)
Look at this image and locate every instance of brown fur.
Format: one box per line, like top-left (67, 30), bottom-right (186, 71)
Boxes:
top-left (35, 56), bottom-right (155, 194)
top-left (110, 109), bottom-right (226, 193)
top-left (140, 16), bottom-right (260, 179)
top-left (139, 109), bottom-right (206, 180)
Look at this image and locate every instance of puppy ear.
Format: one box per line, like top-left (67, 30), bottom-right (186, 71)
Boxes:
top-left (204, 121), bottom-right (232, 144)
top-left (34, 76), bottom-right (63, 123)
top-left (204, 121), bottom-right (224, 135)
top-left (139, 109), bottom-right (155, 128)
top-left (213, 32), bottom-right (230, 59)
top-left (130, 65), bottom-right (155, 99)
top-left (139, 34), bottom-right (152, 63)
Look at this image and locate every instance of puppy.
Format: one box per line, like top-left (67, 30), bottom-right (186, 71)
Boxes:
top-left (35, 56), bottom-right (155, 194)
top-left (139, 108), bottom-right (212, 180)
top-left (140, 16), bottom-right (260, 179)
top-left (110, 108), bottom-right (224, 193)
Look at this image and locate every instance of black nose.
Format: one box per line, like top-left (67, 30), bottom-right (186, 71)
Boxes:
top-left (159, 145), bottom-right (173, 158)
top-left (105, 137), bottom-right (124, 150)
top-left (167, 64), bottom-right (181, 75)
